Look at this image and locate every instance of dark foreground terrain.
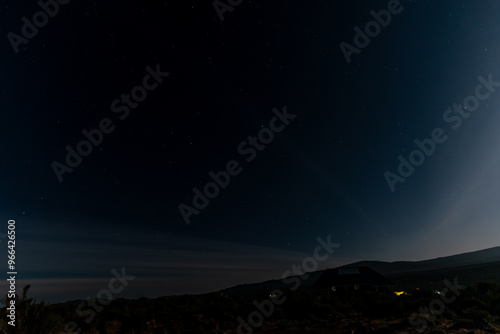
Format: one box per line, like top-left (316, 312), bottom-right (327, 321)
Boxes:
top-left (2, 263), bottom-right (500, 333)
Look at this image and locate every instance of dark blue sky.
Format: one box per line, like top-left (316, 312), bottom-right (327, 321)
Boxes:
top-left (1, 0), bottom-right (500, 302)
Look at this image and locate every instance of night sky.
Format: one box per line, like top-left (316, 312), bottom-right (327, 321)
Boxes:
top-left (2, 0), bottom-right (500, 302)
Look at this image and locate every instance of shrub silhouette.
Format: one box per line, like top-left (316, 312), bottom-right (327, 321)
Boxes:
top-left (0, 285), bottom-right (60, 334)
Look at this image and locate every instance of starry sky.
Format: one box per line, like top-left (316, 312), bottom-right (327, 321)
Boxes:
top-left (2, 0), bottom-right (500, 302)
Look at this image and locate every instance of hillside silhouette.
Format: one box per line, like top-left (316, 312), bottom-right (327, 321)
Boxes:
top-left (1, 246), bottom-right (500, 333)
